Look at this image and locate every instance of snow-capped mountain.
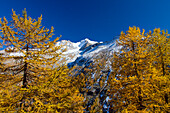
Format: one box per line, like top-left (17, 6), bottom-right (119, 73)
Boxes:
top-left (57, 38), bottom-right (120, 67)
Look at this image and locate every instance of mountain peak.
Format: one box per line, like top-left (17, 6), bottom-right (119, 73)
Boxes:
top-left (81, 38), bottom-right (98, 45)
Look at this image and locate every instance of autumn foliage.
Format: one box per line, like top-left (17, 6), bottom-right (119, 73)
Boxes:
top-left (0, 9), bottom-right (84, 112)
top-left (108, 27), bottom-right (169, 112)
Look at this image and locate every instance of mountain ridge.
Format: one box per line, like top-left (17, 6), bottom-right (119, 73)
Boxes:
top-left (57, 38), bottom-right (120, 67)
top-left (0, 38), bottom-right (121, 67)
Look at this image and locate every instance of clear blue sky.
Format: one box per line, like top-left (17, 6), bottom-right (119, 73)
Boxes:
top-left (0, 0), bottom-right (170, 42)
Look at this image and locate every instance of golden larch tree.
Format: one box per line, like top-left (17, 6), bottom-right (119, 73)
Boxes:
top-left (146, 29), bottom-right (170, 112)
top-left (108, 27), bottom-right (169, 112)
top-left (0, 9), bottom-right (84, 112)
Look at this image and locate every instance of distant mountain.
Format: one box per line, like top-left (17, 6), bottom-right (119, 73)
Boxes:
top-left (57, 38), bottom-right (121, 67)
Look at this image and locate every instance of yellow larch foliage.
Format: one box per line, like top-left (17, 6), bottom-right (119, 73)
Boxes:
top-left (108, 26), bottom-right (169, 112)
top-left (146, 29), bottom-right (170, 112)
top-left (0, 9), bottom-right (84, 112)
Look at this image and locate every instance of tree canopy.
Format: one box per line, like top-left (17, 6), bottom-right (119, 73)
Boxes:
top-left (0, 9), bottom-right (84, 112)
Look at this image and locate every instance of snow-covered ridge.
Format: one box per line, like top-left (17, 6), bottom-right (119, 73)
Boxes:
top-left (56, 38), bottom-right (98, 49)
top-left (0, 38), bottom-right (121, 66)
top-left (56, 38), bottom-right (99, 63)
top-left (57, 38), bottom-right (120, 66)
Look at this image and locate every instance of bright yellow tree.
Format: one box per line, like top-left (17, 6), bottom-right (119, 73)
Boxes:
top-left (108, 27), bottom-right (169, 112)
top-left (0, 9), bottom-right (84, 112)
top-left (146, 29), bottom-right (170, 112)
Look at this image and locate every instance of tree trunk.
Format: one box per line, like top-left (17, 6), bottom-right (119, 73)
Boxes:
top-left (22, 44), bottom-right (28, 88)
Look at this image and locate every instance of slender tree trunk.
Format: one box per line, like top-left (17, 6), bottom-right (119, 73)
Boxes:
top-left (23, 44), bottom-right (28, 88)
top-left (159, 46), bottom-right (165, 76)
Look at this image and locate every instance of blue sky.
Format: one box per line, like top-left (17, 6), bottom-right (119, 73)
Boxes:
top-left (0, 0), bottom-right (170, 42)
